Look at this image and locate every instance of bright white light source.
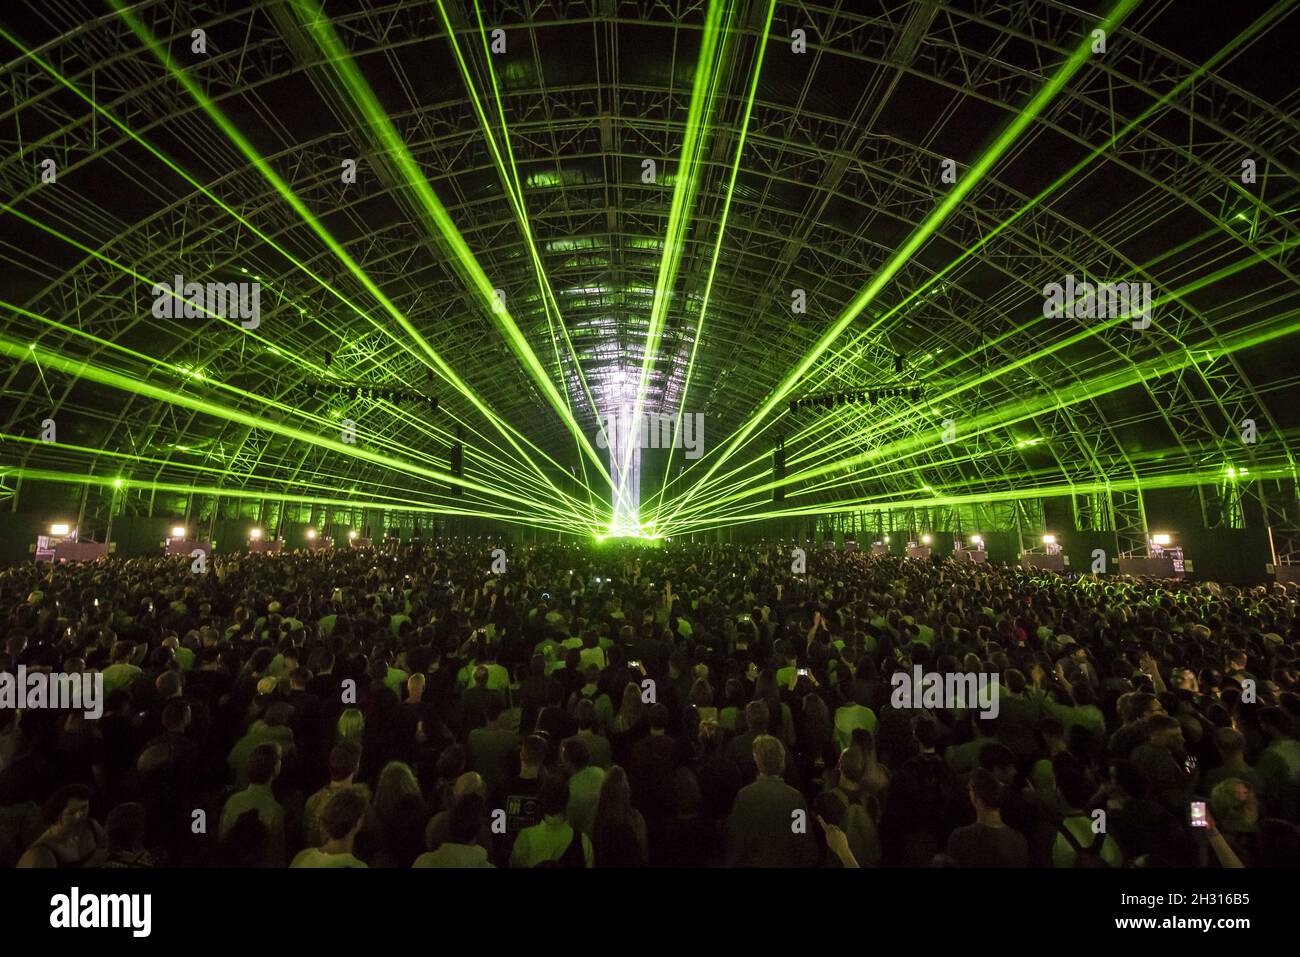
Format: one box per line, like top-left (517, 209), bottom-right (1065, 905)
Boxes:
top-left (921, 534), bottom-right (932, 545)
top-left (306, 529), bottom-right (317, 540)
top-left (249, 527), bottom-right (263, 540)
top-left (171, 526), bottom-right (187, 539)
top-left (49, 523), bottom-right (70, 536)
top-left (1042, 534), bottom-right (1056, 545)
top-left (1152, 533), bottom-right (1171, 546)
top-left (348, 530), bottom-right (359, 540)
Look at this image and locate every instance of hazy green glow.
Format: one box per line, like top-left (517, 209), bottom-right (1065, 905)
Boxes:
top-left (288, 0), bottom-right (613, 504)
top-left (0, 22), bottom-right (574, 504)
top-left (107, 0), bottom-right (592, 518)
top-left (659, 4), bottom-right (1292, 519)
top-left (650, 0), bottom-right (775, 521)
top-left (6, 468), bottom-right (588, 533)
top-left (0, 331), bottom-right (601, 532)
top-left (616, 0), bottom-right (735, 519)
top-left (658, 0), bottom-right (1142, 532)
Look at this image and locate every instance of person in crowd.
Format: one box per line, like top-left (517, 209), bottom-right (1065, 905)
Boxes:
top-left (413, 794), bottom-right (494, 868)
top-left (291, 786), bottom-right (369, 868)
top-left (510, 774), bottom-right (593, 868)
top-left (725, 735), bottom-right (816, 867)
top-left (942, 768), bottom-right (1029, 868)
top-left (0, 539), bottom-right (1295, 870)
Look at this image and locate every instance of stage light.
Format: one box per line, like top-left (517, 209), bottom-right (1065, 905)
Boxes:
top-left (249, 527), bottom-right (263, 540)
top-left (348, 530), bottom-right (359, 540)
top-left (883, 535), bottom-right (891, 543)
top-left (970, 534), bottom-right (983, 546)
top-left (49, 523), bottom-right (70, 535)
top-left (306, 528), bottom-right (317, 540)
top-left (921, 534), bottom-right (932, 545)
top-left (171, 526), bottom-right (187, 538)
top-left (1152, 533), bottom-right (1171, 546)
top-left (1042, 534), bottom-right (1056, 545)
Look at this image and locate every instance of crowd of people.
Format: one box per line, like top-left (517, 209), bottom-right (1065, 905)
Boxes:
top-left (1, 537), bottom-right (1298, 868)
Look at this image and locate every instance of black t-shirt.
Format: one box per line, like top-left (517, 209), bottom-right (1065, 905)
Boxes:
top-left (945, 821), bottom-right (1029, 867)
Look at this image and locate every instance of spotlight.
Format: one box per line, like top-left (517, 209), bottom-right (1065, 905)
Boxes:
top-left (249, 527), bottom-right (263, 540)
top-left (970, 534), bottom-right (983, 546)
top-left (1042, 534), bottom-right (1056, 545)
top-left (348, 530), bottom-right (359, 540)
top-left (1152, 533), bottom-right (1171, 546)
top-left (306, 528), bottom-right (317, 540)
top-left (171, 526), bottom-right (187, 539)
top-left (921, 534), bottom-right (932, 545)
top-left (49, 523), bottom-right (70, 536)
top-left (883, 535), bottom-right (891, 543)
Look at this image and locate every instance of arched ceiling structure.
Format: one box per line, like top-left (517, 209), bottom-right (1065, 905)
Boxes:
top-left (1, 0), bottom-right (1298, 542)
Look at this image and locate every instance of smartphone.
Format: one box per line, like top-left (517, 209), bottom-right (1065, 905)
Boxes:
top-left (628, 660), bottom-right (642, 670)
top-left (797, 668), bottom-right (810, 677)
top-left (1189, 800), bottom-right (1208, 828)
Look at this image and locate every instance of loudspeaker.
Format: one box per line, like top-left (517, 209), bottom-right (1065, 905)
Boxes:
top-left (773, 439), bottom-right (785, 504)
top-left (450, 442), bottom-right (463, 496)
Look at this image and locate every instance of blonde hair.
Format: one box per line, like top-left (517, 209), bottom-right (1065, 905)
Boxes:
top-left (337, 708), bottom-right (365, 746)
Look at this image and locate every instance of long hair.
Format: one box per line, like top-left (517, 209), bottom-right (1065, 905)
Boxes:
top-left (336, 708), bottom-right (365, 746)
top-left (593, 765), bottom-right (636, 833)
top-left (592, 765), bottom-right (642, 866)
top-left (375, 761), bottom-right (421, 824)
top-left (617, 683), bottom-right (644, 730)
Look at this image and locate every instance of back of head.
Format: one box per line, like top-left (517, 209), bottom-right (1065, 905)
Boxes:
top-left (1051, 753), bottom-right (1093, 809)
top-left (752, 734), bottom-right (786, 778)
top-left (837, 745), bottom-right (865, 784)
top-left (449, 793), bottom-right (485, 844)
top-left (648, 702), bottom-right (669, 732)
top-left (539, 772), bottom-right (569, 817)
top-left (969, 767), bottom-right (1005, 811)
top-left (574, 697), bottom-right (598, 730)
top-left (247, 742), bottom-right (280, 786)
top-left (744, 699), bottom-right (769, 735)
top-left (321, 786), bottom-right (369, 841)
top-left (1214, 726), bottom-right (1245, 758)
top-left (521, 734), bottom-right (548, 769)
top-left (562, 738), bottom-right (590, 771)
top-left (329, 741), bottom-right (363, 782)
top-left (105, 802), bottom-right (147, 851)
